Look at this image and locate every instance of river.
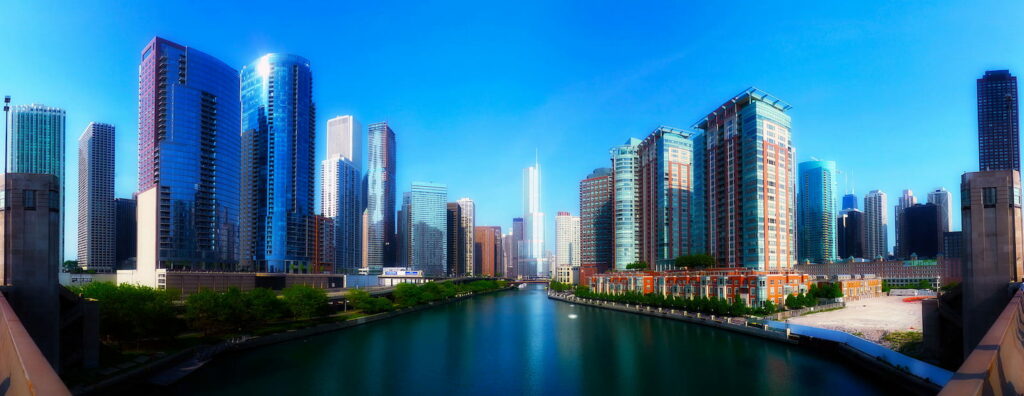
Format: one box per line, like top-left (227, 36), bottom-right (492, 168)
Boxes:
top-left (174, 284), bottom-right (888, 395)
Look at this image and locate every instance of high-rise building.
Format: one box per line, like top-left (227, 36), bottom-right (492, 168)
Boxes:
top-left (977, 70), bottom-right (1019, 172)
top-left (797, 160), bottom-right (838, 264)
top-left (306, 215), bottom-right (335, 273)
top-left (837, 209), bottom-right (865, 260)
top-left (522, 162), bottom-right (545, 277)
top-left (864, 190), bottom-right (889, 259)
top-left (511, 217), bottom-right (524, 278)
top-left (240, 53), bottom-right (316, 273)
top-left (960, 170), bottom-right (1023, 355)
top-left (456, 198), bottom-right (475, 275)
top-left (842, 193), bottom-right (859, 210)
top-left (445, 203), bottom-right (465, 276)
top-left (943, 231), bottom-right (964, 260)
top-left (928, 187), bottom-right (953, 236)
top-left (365, 122), bottom-right (396, 269)
top-left (77, 123), bottom-right (115, 273)
top-left (611, 138), bottom-right (641, 270)
top-left (396, 193), bottom-right (410, 268)
top-left (138, 37), bottom-right (240, 271)
top-left (405, 183), bottom-right (447, 276)
top-left (114, 198), bottom-right (137, 270)
top-left (902, 203), bottom-right (941, 259)
top-left (895, 189), bottom-right (918, 259)
top-left (637, 126), bottom-right (694, 270)
top-left (501, 232), bottom-right (514, 277)
top-left (579, 168), bottom-right (613, 284)
top-left (694, 88), bottom-right (795, 270)
top-left (474, 226), bottom-right (502, 277)
top-left (554, 212), bottom-right (581, 274)
top-left (322, 116), bottom-right (362, 273)
top-left (9, 103), bottom-right (66, 266)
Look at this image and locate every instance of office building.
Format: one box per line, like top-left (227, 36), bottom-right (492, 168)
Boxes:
top-left (457, 198), bottom-right (475, 275)
top-left (326, 115), bottom-right (361, 169)
top-left (928, 187), bottom-right (953, 236)
top-left (554, 212), bottom-right (580, 275)
top-left (396, 193), bottom-right (410, 268)
top-left (365, 122), bottom-right (397, 268)
top-left (864, 190), bottom-right (889, 259)
top-left (137, 37), bottom-right (240, 271)
top-left (895, 190), bottom-right (918, 259)
top-left (240, 53), bottom-right (316, 273)
top-left (446, 203), bottom-right (465, 276)
top-left (837, 209), bottom-right (865, 260)
top-left (114, 198), bottom-right (137, 270)
top-left (322, 116), bottom-right (362, 273)
top-left (977, 70), bottom-right (1019, 171)
top-left (611, 138), bottom-right (641, 269)
top-left (637, 126), bottom-right (694, 270)
top-left (694, 88), bottom-right (796, 270)
top-left (579, 168), bottom-right (613, 284)
top-left (8, 104), bottom-right (65, 185)
top-left (797, 160), bottom-right (838, 264)
top-left (474, 226), bottom-right (502, 277)
top-left (960, 170), bottom-right (1023, 355)
top-left (522, 162), bottom-right (545, 277)
top-left (902, 203), bottom-right (941, 259)
top-left (405, 183), bottom-right (448, 276)
top-left (842, 193), bottom-right (858, 211)
top-left (511, 217), bottom-right (524, 278)
top-left (944, 231), bottom-right (964, 259)
top-left (77, 123), bottom-right (115, 273)
top-left (306, 215), bottom-right (335, 273)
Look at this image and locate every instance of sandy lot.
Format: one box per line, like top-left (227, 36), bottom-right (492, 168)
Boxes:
top-left (786, 296), bottom-right (923, 342)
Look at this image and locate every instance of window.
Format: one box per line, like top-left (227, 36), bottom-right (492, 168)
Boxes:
top-left (983, 187), bottom-right (997, 207)
top-left (24, 190), bottom-right (35, 209)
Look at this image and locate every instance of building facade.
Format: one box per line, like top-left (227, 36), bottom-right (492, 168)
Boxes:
top-left (445, 203), bottom-right (465, 276)
top-left (456, 198), bottom-right (475, 276)
top-left (928, 187), bottom-right (953, 237)
top-left (240, 53), bottom-right (316, 273)
top-left (138, 37), bottom-right (240, 271)
top-left (114, 198), bottom-right (137, 270)
top-left (842, 193), bottom-right (858, 210)
top-left (365, 122), bottom-right (396, 269)
top-left (903, 203), bottom-right (941, 259)
top-left (797, 160), bottom-right (838, 264)
top-left (579, 168), bottom-right (613, 285)
top-left (306, 215), bottom-right (335, 273)
top-left (474, 226), bottom-right (502, 277)
top-left (895, 189), bottom-right (918, 259)
top-left (611, 138), bottom-right (641, 270)
top-left (522, 163), bottom-right (545, 277)
top-left (77, 123), bottom-right (115, 273)
top-left (588, 268), bottom-right (811, 307)
top-left (837, 209), bottom-right (865, 259)
top-left (864, 190), bottom-right (889, 259)
top-left (637, 127), bottom-right (694, 270)
top-left (511, 217), bottom-right (524, 278)
top-left (554, 212), bottom-right (580, 278)
top-left (694, 88), bottom-right (796, 270)
top-left (977, 70), bottom-right (1019, 172)
top-left (322, 116), bottom-right (361, 273)
top-left (406, 183), bottom-right (448, 277)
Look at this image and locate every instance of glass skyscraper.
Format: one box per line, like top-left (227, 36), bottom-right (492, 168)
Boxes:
top-left (366, 121), bottom-right (396, 269)
top-left (522, 162), bottom-right (545, 277)
top-left (77, 122), bottom-right (116, 273)
top-left (9, 103), bottom-right (66, 263)
top-left (977, 70), bottom-right (1019, 171)
top-left (138, 37), bottom-right (241, 270)
top-left (842, 193), bottom-right (858, 210)
top-left (637, 126), bottom-right (694, 270)
top-left (611, 138), bottom-right (641, 270)
top-left (797, 160), bottom-right (838, 264)
top-left (240, 53), bottom-right (316, 273)
top-left (407, 182), bottom-right (447, 276)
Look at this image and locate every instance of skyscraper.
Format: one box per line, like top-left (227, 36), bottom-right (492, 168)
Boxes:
top-left (864, 190), bottom-right (889, 259)
top-left (511, 217), bottom-right (524, 278)
top-left (694, 88), bottom-right (796, 270)
top-left (456, 198), bottom-right (475, 275)
top-left (445, 202), bottom-right (465, 276)
top-left (902, 203), bottom-right (941, 259)
top-left (365, 122), bottom-right (396, 269)
top-left (406, 182), bottom-right (447, 276)
top-left (77, 123), bottom-right (115, 273)
top-left (474, 226), bottom-right (502, 277)
top-left (837, 209), bottom-right (865, 260)
top-left (502, 232), bottom-right (514, 277)
top-left (637, 126), bottom-right (694, 270)
top-left (895, 189), bottom-right (918, 259)
top-left (842, 193), bottom-right (859, 210)
top-left (9, 103), bottom-right (66, 265)
top-left (579, 167), bottom-right (613, 284)
top-left (611, 138), bottom-right (641, 270)
top-left (928, 187), bottom-right (953, 236)
top-left (322, 115), bottom-right (362, 273)
top-left (554, 211), bottom-right (581, 272)
top-left (241, 53), bottom-right (316, 273)
top-left (522, 162), bottom-right (545, 277)
top-left (797, 160), bottom-right (838, 264)
top-left (977, 70), bottom-right (1019, 172)
top-left (114, 197), bottom-right (137, 270)
top-left (138, 37), bottom-right (240, 271)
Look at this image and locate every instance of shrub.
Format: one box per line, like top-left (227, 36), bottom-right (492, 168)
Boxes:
top-left (282, 285), bottom-right (329, 319)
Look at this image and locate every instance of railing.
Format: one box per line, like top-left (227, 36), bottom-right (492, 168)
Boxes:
top-left (767, 320), bottom-right (953, 386)
top-left (939, 289), bottom-right (1024, 396)
top-left (0, 294), bottom-right (70, 396)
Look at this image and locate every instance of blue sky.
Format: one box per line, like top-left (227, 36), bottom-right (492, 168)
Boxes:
top-left (1, 1), bottom-right (1022, 259)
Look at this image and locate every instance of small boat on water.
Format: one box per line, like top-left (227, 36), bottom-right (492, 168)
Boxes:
top-left (518, 283), bottom-right (527, 289)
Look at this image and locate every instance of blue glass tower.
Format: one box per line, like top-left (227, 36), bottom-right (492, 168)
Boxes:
top-left (797, 160), bottom-right (838, 264)
top-left (138, 37), bottom-right (240, 270)
top-left (240, 54), bottom-right (316, 273)
top-left (842, 193), bottom-right (858, 210)
top-left (407, 182), bottom-right (447, 276)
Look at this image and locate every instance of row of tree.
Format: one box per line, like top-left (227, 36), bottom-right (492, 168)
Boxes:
top-left (347, 280), bottom-right (508, 314)
top-left (573, 286), bottom-right (778, 317)
top-left (620, 254), bottom-right (719, 271)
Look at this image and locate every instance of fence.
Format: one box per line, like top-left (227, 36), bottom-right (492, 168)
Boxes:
top-left (768, 302), bottom-right (845, 320)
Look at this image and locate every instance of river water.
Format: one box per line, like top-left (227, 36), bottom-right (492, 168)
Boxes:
top-left (174, 284), bottom-right (888, 395)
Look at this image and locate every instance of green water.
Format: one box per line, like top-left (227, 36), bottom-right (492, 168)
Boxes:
top-left (174, 285), bottom-right (888, 395)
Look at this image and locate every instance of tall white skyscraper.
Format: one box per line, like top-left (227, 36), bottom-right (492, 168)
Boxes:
top-left (864, 190), bottom-right (889, 259)
top-left (456, 198), bottom-right (475, 276)
top-left (322, 115), bottom-right (362, 272)
top-left (522, 160), bottom-right (545, 277)
top-left (895, 189), bottom-right (917, 258)
top-left (555, 211), bottom-right (580, 269)
top-left (77, 123), bottom-right (115, 272)
top-left (927, 187), bottom-right (953, 234)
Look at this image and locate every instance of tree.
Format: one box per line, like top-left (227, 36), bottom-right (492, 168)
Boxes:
top-left (625, 261), bottom-right (649, 270)
top-left (282, 285), bottom-right (329, 319)
top-left (674, 254), bottom-right (716, 269)
top-left (393, 283), bottom-right (423, 307)
top-left (71, 282), bottom-right (180, 344)
top-left (245, 287), bottom-right (286, 325)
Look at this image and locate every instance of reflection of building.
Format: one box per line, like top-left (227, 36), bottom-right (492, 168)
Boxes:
top-left (579, 168), bottom-right (613, 285)
top-left (138, 37), bottom-right (240, 272)
top-left (694, 88), bottom-right (796, 270)
top-left (78, 122), bottom-right (116, 273)
top-left (797, 160), bottom-right (838, 264)
top-left (589, 268), bottom-right (811, 307)
top-left (864, 190), bottom-right (889, 259)
top-left (241, 53), bottom-right (316, 273)
top-left (406, 183), bottom-right (448, 277)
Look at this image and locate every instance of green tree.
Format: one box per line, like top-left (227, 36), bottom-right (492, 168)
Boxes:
top-left (625, 261), bottom-right (649, 270)
top-left (673, 254), bottom-right (716, 269)
top-left (70, 282), bottom-right (180, 344)
top-left (245, 287), bottom-right (286, 326)
top-left (393, 283), bottom-right (423, 307)
top-left (282, 285), bottom-right (329, 319)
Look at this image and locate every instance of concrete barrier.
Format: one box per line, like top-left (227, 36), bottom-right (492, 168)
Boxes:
top-left (0, 294), bottom-right (70, 396)
top-left (940, 289), bottom-right (1024, 396)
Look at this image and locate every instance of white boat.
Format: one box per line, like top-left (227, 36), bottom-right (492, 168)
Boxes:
top-left (518, 283), bottom-right (527, 289)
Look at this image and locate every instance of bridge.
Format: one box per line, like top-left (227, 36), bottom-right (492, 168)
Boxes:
top-left (508, 279), bottom-right (551, 284)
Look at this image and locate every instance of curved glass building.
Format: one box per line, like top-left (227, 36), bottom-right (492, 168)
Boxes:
top-left (240, 54), bottom-right (316, 273)
top-left (797, 160), bottom-right (838, 264)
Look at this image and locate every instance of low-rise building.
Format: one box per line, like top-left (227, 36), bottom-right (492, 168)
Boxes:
top-left (378, 267), bottom-right (427, 286)
top-left (813, 274), bottom-right (883, 300)
top-left (588, 268), bottom-right (812, 307)
top-left (794, 258), bottom-right (959, 288)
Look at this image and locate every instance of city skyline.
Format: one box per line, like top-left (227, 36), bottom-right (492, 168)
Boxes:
top-left (2, 2), bottom-right (1024, 259)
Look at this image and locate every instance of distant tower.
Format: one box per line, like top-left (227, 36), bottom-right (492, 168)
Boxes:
top-left (837, 209), bottom-right (866, 259)
top-left (797, 160), bottom-right (838, 264)
top-left (977, 70), bottom-right (1019, 171)
top-left (895, 189), bottom-right (918, 258)
top-left (555, 212), bottom-right (581, 276)
top-left (842, 193), bottom-right (859, 211)
top-left (522, 161), bottom-right (545, 277)
top-left (322, 115), bottom-right (362, 273)
top-left (927, 187), bottom-right (953, 236)
top-left (445, 202), bottom-right (464, 276)
top-left (77, 123), bottom-right (116, 273)
top-left (863, 190), bottom-right (889, 260)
